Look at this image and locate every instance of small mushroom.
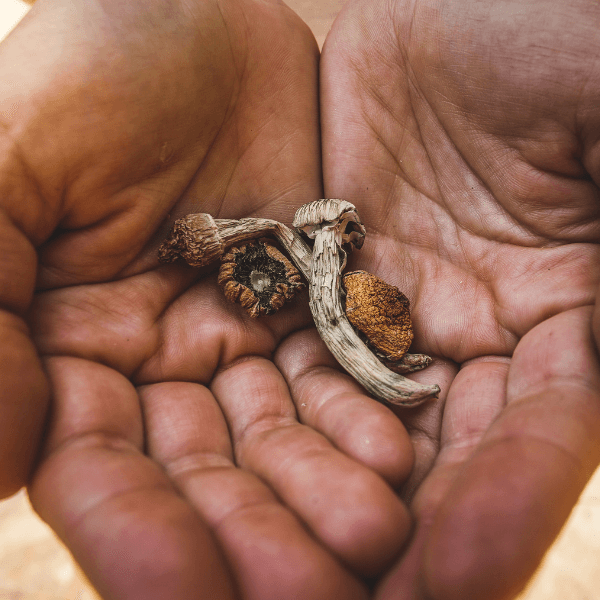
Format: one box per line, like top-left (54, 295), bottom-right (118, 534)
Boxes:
top-left (293, 199), bottom-right (440, 406)
top-left (343, 270), bottom-right (432, 374)
top-left (218, 240), bottom-right (305, 317)
top-left (343, 270), bottom-right (413, 360)
top-left (158, 212), bottom-right (312, 277)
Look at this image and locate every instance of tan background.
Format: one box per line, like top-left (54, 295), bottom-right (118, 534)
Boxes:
top-left (1, 0), bottom-right (600, 598)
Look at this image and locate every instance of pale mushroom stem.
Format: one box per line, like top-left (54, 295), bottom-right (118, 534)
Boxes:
top-left (217, 218), bottom-right (313, 278)
top-left (158, 214), bottom-right (312, 278)
top-left (309, 227), bottom-right (440, 406)
top-left (159, 207), bottom-right (441, 406)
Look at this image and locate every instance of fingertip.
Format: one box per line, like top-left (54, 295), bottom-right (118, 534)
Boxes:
top-left (420, 438), bottom-right (582, 600)
top-left (313, 391), bottom-right (414, 488)
top-left (295, 455), bottom-right (412, 577)
top-left (346, 479), bottom-right (412, 576)
top-left (277, 329), bottom-right (415, 487)
top-left (240, 421), bottom-right (413, 577)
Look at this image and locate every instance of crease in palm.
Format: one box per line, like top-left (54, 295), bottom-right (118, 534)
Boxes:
top-left (3, 0), bottom-right (600, 598)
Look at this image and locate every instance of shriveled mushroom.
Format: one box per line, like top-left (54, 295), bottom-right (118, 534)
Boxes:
top-left (343, 270), bottom-right (432, 374)
top-left (158, 200), bottom-right (440, 406)
top-left (158, 212), bottom-right (312, 277)
top-left (293, 199), bottom-right (439, 406)
top-left (218, 240), bottom-right (305, 317)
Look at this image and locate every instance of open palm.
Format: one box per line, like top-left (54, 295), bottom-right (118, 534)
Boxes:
top-left (1, 0), bottom-right (419, 598)
top-left (315, 0), bottom-right (600, 597)
top-left (4, 0), bottom-right (600, 598)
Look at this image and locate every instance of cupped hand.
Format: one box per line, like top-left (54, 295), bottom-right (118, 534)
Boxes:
top-left (317, 0), bottom-right (600, 597)
top-left (0, 0), bottom-right (416, 597)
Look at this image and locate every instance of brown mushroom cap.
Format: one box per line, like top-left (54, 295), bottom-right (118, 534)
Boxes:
top-left (218, 240), bottom-right (305, 318)
top-left (158, 213), bottom-right (224, 267)
top-left (343, 270), bottom-right (414, 361)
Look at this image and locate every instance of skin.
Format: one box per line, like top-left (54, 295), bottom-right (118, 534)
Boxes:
top-left (0, 0), bottom-right (412, 598)
top-left (1, 0), bottom-right (600, 598)
top-left (317, 0), bottom-right (600, 598)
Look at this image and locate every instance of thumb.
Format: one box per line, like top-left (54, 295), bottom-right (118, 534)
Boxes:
top-left (0, 187), bottom-right (49, 497)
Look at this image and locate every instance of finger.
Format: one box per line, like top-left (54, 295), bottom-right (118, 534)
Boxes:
top-left (375, 358), bottom-right (509, 599)
top-left (394, 356), bottom-right (502, 502)
top-left (29, 357), bottom-right (235, 600)
top-left (389, 356), bottom-right (458, 501)
top-left (211, 356), bottom-right (411, 576)
top-left (420, 307), bottom-right (600, 600)
top-left (0, 212), bottom-right (48, 497)
top-left (0, 312), bottom-right (48, 496)
top-left (276, 328), bottom-right (414, 488)
top-left (140, 382), bottom-right (368, 600)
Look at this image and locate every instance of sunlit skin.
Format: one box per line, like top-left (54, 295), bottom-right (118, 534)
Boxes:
top-left (1, 0), bottom-right (411, 598)
top-left (320, 0), bottom-right (600, 598)
top-left (0, 0), bottom-right (599, 598)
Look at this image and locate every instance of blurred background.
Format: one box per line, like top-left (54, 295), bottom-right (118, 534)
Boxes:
top-left (1, 0), bottom-right (599, 597)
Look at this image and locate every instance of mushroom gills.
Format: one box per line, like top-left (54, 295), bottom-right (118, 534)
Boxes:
top-left (218, 240), bottom-right (305, 317)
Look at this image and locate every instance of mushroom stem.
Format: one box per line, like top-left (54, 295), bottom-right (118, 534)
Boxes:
top-left (308, 225), bottom-right (440, 406)
top-left (158, 213), bottom-right (312, 278)
top-left (159, 202), bottom-right (441, 407)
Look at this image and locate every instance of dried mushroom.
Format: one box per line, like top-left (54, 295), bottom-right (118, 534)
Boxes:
top-left (343, 271), bottom-right (432, 374)
top-left (218, 240), bottom-right (305, 318)
top-left (344, 270), bottom-right (413, 360)
top-left (158, 200), bottom-right (440, 406)
top-left (292, 199), bottom-right (439, 405)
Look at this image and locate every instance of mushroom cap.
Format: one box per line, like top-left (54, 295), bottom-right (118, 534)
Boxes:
top-left (293, 199), bottom-right (358, 228)
top-left (158, 213), bottom-right (224, 267)
top-left (293, 199), bottom-right (366, 249)
top-left (218, 240), bottom-right (305, 318)
top-left (343, 270), bottom-right (414, 361)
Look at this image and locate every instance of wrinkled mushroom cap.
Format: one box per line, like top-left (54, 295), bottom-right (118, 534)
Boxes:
top-left (343, 270), bottom-right (414, 361)
top-left (293, 199), bottom-right (366, 250)
top-left (158, 213), bottom-right (224, 267)
top-left (218, 240), bottom-right (305, 318)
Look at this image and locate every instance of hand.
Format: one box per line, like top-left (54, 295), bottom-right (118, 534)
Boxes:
top-left (317, 0), bottom-right (600, 597)
top-left (1, 0), bottom-right (414, 597)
